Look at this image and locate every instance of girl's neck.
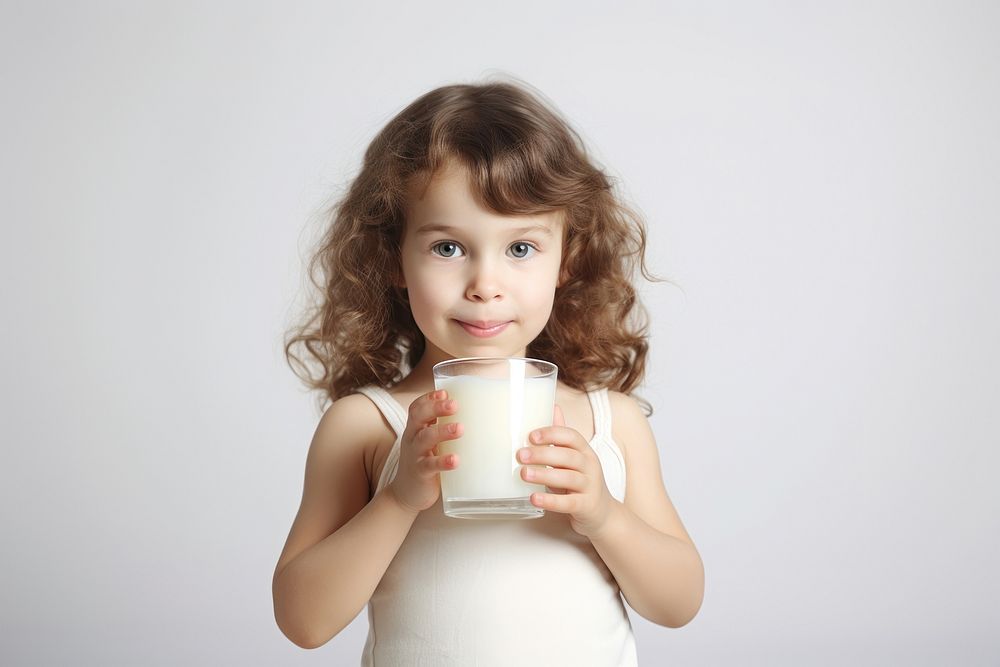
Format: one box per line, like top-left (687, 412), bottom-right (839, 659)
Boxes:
top-left (396, 362), bottom-right (434, 392)
top-left (390, 346), bottom-right (444, 394)
top-left (393, 342), bottom-right (530, 393)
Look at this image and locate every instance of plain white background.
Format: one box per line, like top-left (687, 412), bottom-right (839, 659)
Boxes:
top-left (1, 1), bottom-right (997, 665)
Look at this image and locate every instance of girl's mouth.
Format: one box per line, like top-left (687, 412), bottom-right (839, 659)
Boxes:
top-left (455, 320), bottom-right (511, 338)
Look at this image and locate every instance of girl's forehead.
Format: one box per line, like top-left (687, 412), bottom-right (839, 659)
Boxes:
top-left (403, 159), bottom-right (565, 234)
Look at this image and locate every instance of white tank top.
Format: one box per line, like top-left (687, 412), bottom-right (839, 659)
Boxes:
top-left (354, 385), bottom-right (638, 667)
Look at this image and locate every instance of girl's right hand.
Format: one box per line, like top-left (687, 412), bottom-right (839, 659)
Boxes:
top-left (386, 390), bottom-right (463, 514)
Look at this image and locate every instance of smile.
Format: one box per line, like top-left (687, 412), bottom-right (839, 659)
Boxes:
top-left (455, 320), bottom-right (511, 338)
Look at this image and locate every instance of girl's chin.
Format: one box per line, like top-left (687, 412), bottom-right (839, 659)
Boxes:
top-left (421, 333), bottom-right (534, 363)
top-left (434, 343), bottom-right (530, 361)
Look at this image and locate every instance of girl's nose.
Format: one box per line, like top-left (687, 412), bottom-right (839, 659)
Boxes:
top-left (465, 262), bottom-right (503, 302)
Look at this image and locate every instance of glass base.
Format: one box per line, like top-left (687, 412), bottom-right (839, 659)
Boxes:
top-left (443, 496), bottom-right (544, 520)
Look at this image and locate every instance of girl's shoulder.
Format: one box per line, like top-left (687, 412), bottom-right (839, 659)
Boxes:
top-left (317, 392), bottom-right (396, 452)
top-left (555, 383), bottom-right (649, 447)
top-left (319, 392), bottom-right (381, 434)
top-left (314, 391), bottom-right (400, 488)
top-left (605, 389), bottom-right (647, 420)
top-left (604, 389), bottom-right (651, 459)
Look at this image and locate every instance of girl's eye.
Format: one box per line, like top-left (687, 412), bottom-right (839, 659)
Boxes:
top-left (508, 242), bottom-right (536, 259)
top-left (431, 242), bottom-right (464, 258)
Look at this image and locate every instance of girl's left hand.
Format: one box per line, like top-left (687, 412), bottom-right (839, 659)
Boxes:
top-left (518, 404), bottom-right (615, 539)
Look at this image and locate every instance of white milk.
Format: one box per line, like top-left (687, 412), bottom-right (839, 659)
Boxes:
top-left (435, 373), bottom-right (555, 503)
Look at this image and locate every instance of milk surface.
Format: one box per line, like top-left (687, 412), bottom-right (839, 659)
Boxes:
top-left (435, 373), bottom-right (555, 500)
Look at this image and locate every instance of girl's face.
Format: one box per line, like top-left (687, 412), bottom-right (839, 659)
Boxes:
top-left (399, 161), bottom-right (564, 368)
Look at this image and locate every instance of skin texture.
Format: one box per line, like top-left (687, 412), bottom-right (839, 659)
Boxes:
top-left (272, 160), bottom-right (704, 649)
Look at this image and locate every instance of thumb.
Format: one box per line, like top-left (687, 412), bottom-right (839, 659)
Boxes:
top-left (553, 403), bottom-right (565, 427)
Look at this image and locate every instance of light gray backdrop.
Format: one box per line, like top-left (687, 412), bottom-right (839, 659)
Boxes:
top-left (2, 1), bottom-right (997, 665)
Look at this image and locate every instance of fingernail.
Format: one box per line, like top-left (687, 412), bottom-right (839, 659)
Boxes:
top-left (518, 447), bottom-right (531, 462)
top-left (530, 431), bottom-right (542, 443)
top-left (448, 423), bottom-right (458, 434)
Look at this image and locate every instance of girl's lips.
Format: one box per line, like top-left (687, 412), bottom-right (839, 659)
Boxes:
top-left (456, 320), bottom-right (511, 338)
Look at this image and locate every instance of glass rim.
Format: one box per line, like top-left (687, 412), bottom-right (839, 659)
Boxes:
top-left (432, 356), bottom-right (557, 378)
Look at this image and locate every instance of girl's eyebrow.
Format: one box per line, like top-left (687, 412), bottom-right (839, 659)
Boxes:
top-left (414, 223), bottom-right (552, 237)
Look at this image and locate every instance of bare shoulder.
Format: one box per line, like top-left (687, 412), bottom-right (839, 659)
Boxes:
top-left (606, 390), bottom-right (651, 455)
top-left (316, 392), bottom-right (395, 455)
top-left (606, 390), bottom-right (696, 547)
top-left (272, 392), bottom-right (388, 582)
top-left (309, 392), bottom-right (394, 484)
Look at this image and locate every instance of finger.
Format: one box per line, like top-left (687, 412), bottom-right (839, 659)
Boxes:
top-left (405, 391), bottom-right (458, 438)
top-left (530, 491), bottom-right (576, 513)
top-left (421, 452), bottom-right (459, 475)
top-left (405, 391), bottom-right (440, 437)
top-left (521, 465), bottom-right (586, 492)
top-left (517, 444), bottom-right (586, 471)
top-left (528, 425), bottom-right (589, 452)
top-left (417, 420), bottom-right (463, 453)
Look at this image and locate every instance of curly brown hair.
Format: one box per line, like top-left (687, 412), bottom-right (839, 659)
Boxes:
top-left (284, 76), bottom-right (665, 416)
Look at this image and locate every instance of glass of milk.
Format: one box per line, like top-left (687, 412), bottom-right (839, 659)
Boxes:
top-left (432, 356), bottom-right (558, 519)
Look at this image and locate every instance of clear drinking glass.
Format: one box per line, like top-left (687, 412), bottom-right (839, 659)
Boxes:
top-left (432, 356), bottom-right (558, 519)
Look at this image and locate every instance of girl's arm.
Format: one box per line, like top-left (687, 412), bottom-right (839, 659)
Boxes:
top-left (271, 394), bottom-right (420, 649)
top-left (272, 389), bottom-right (459, 648)
top-left (588, 391), bottom-right (705, 627)
top-left (519, 393), bottom-right (704, 627)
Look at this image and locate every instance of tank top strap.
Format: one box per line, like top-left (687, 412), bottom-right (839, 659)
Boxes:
top-left (354, 386), bottom-right (407, 438)
top-left (585, 387), bottom-right (614, 441)
top-left (354, 386), bottom-right (408, 493)
top-left (585, 387), bottom-right (628, 502)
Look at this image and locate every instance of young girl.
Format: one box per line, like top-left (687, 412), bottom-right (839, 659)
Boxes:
top-left (272, 78), bottom-right (704, 665)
